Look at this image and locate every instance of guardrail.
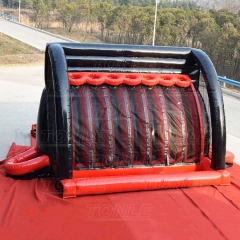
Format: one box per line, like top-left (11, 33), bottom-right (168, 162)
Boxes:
top-left (0, 13), bottom-right (15, 21)
top-left (218, 76), bottom-right (240, 88)
top-left (200, 71), bottom-right (240, 88)
top-left (217, 76), bottom-right (240, 99)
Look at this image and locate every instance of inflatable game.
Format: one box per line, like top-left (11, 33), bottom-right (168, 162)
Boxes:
top-left (4, 43), bottom-right (235, 198)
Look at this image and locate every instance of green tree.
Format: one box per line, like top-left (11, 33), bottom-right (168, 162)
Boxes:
top-left (2, 0), bottom-right (33, 8)
top-left (58, 2), bottom-right (79, 32)
top-left (94, 2), bottom-right (113, 38)
top-left (32, 0), bottom-right (47, 28)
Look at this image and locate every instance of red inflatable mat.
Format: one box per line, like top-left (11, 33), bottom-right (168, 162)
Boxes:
top-left (1, 143), bottom-right (240, 240)
top-left (68, 72), bottom-right (192, 87)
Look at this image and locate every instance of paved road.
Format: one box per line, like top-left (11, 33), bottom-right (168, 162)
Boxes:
top-left (224, 94), bottom-right (240, 138)
top-left (0, 18), bottom-right (68, 51)
top-left (0, 64), bottom-right (239, 164)
top-left (223, 95), bottom-right (240, 162)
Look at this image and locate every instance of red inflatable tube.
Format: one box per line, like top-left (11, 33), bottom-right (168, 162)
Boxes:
top-left (5, 147), bottom-right (50, 176)
top-left (68, 72), bottom-right (86, 85)
top-left (87, 73), bottom-right (105, 85)
top-left (61, 170), bottom-right (230, 198)
top-left (104, 73), bottom-right (123, 86)
top-left (141, 75), bottom-right (159, 86)
top-left (174, 74), bottom-right (192, 88)
top-left (68, 72), bottom-right (192, 87)
top-left (123, 74), bottom-right (142, 85)
top-left (158, 74), bottom-right (175, 87)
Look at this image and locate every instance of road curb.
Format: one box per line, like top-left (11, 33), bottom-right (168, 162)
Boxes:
top-left (222, 88), bottom-right (240, 99)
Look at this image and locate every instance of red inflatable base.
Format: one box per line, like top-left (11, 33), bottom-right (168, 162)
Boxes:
top-left (2, 142), bottom-right (240, 240)
top-left (61, 158), bottom-right (231, 198)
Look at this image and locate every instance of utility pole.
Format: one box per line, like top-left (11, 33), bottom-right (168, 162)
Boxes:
top-left (19, 0), bottom-right (21, 23)
top-left (152, 0), bottom-right (158, 46)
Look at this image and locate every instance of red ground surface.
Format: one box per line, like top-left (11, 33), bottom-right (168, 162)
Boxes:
top-left (1, 144), bottom-right (240, 240)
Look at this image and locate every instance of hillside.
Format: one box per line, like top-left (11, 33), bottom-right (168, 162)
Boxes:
top-left (192, 0), bottom-right (240, 13)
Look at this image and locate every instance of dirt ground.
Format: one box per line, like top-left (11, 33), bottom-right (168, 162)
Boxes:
top-left (0, 54), bottom-right (44, 65)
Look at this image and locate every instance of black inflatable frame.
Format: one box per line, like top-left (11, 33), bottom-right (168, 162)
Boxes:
top-left (36, 42), bottom-right (226, 181)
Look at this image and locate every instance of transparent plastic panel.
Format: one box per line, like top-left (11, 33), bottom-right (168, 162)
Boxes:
top-left (70, 84), bottom-right (205, 169)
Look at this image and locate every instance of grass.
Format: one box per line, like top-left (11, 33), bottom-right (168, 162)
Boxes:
top-left (0, 33), bottom-right (40, 56)
top-left (42, 27), bottom-right (103, 43)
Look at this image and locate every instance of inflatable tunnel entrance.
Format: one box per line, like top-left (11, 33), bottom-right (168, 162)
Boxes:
top-left (5, 43), bottom-right (234, 198)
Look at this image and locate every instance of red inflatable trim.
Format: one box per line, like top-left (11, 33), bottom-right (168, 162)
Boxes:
top-left (60, 158), bottom-right (231, 198)
top-left (73, 161), bottom-right (202, 178)
top-left (5, 147), bottom-right (50, 175)
top-left (68, 73), bottom-right (192, 87)
top-left (190, 84), bottom-right (205, 159)
top-left (61, 157), bottom-right (231, 198)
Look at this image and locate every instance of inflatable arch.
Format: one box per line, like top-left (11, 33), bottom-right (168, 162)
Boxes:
top-left (5, 43), bottom-right (234, 198)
